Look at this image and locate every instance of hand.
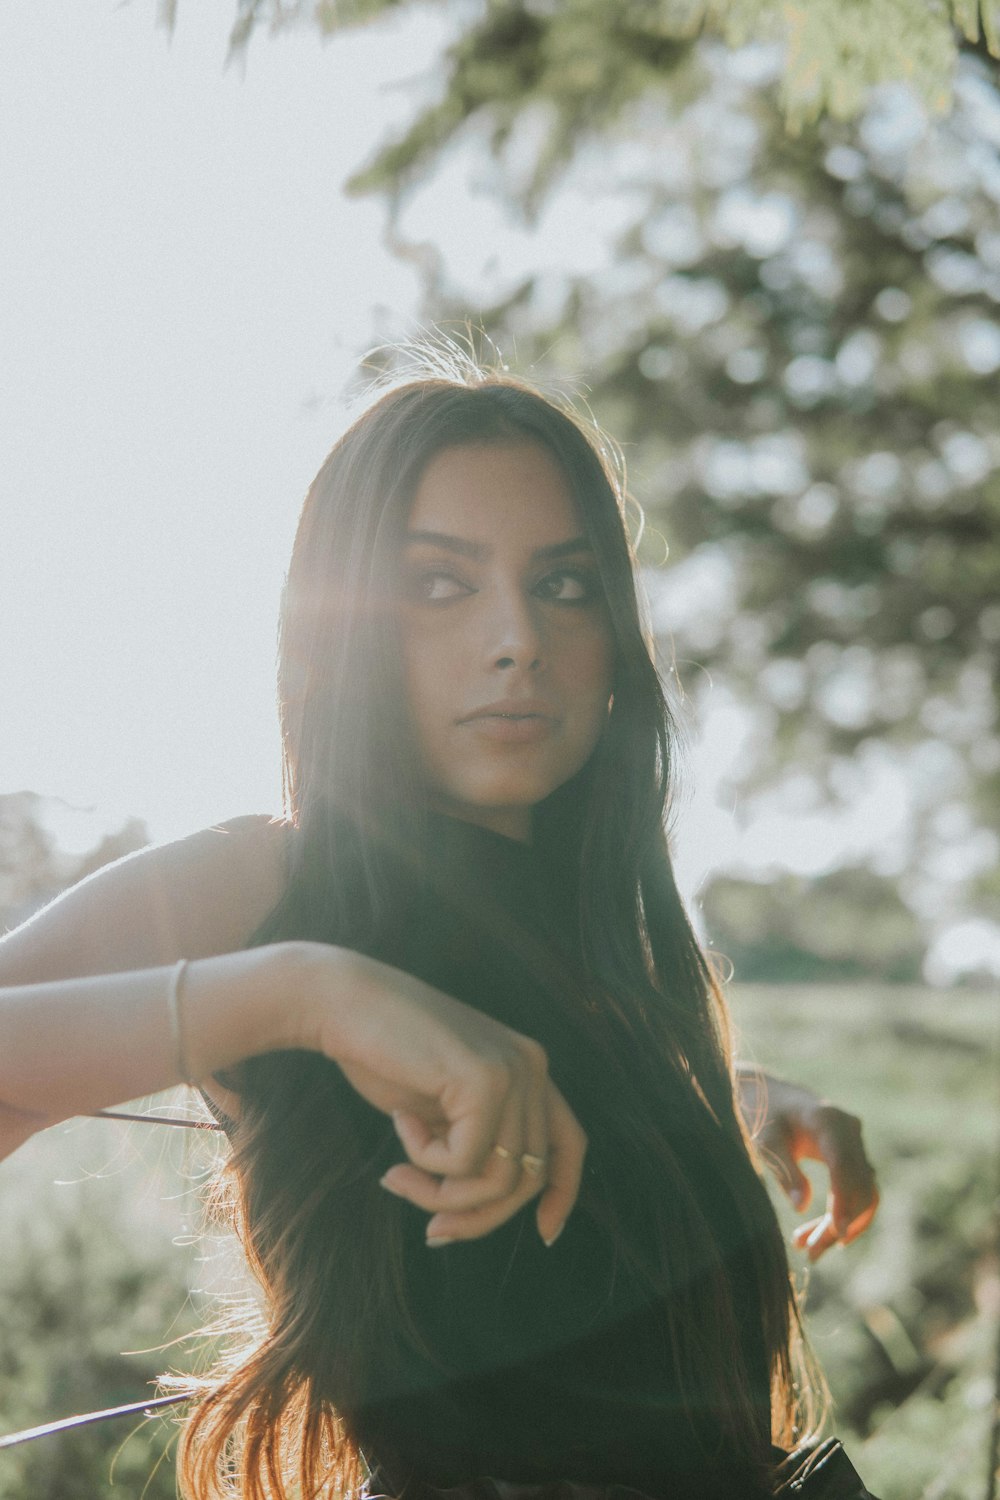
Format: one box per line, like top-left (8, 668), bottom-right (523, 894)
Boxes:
top-left (736, 1066), bottom-right (879, 1261)
top-left (300, 944), bottom-right (587, 1249)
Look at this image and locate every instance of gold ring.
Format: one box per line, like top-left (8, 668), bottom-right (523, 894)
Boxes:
top-left (520, 1153), bottom-right (546, 1175)
top-left (492, 1144), bottom-right (515, 1162)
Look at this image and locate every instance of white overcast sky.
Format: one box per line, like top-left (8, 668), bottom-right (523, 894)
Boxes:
top-left (1, 1), bottom-right (434, 838)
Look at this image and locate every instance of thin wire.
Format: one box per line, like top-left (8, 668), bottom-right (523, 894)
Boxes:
top-left (87, 1109), bottom-right (223, 1131)
top-left (0, 1394), bottom-right (187, 1449)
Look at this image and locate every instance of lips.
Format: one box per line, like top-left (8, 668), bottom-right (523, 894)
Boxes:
top-left (457, 699), bottom-right (557, 724)
top-left (457, 700), bottom-right (558, 744)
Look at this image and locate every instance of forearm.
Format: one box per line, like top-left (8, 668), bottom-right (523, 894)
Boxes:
top-left (0, 937), bottom-right (592, 1247)
top-left (0, 942), bottom-right (311, 1135)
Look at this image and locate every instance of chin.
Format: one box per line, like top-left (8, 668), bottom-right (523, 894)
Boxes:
top-left (467, 785), bottom-right (552, 813)
top-left (449, 772), bottom-right (558, 814)
top-left (425, 740), bottom-right (598, 821)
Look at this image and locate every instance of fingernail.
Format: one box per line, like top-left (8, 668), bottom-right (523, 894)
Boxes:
top-left (426, 1235), bottom-right (454, 1248)
top-left (543, 1222), bottom-right (565, 1248)
top-left (379, 1174), bottom-right (405, 1197)
top-left (790, 1187), bottom-right (805, 1209)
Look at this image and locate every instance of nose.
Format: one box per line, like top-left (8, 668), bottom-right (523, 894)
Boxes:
top-left (485, 584), bottom-right (545, 673)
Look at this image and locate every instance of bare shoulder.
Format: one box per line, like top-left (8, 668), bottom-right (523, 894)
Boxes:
top-left (0, 813), bottom-right (293, 985)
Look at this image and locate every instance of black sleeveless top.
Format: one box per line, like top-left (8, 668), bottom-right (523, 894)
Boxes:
top-left (309, 814), bottom-right (774, 1500)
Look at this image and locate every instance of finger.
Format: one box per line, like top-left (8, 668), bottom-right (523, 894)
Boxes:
top-left (791, 1211), bottom-right (840, 1261)
top-left (535, 1083), bottom-right (586, 1247)
top-left (423, 1189), bottom-right (534, 1244)
top-left (768, 1139), bottom-right (813, 1212)
top-left (392, 1105), bottom-right (498, 1185)
top-left (476, 1079), bottom-right (529, 1200)
top-left (422, 1079), bottom-right (568, 1247)
top-left (420, 1093), bottom-right (586, 1248)
top-left (791, 1186), bottom-right (879, 1257)
top-left (520, 1045), bottom-right (550, 1194)
top-left (386, 1089), bottom-right (527, 1217)
top-left (829, 1163), bottom-right (879, 1238)
top-left (380, 1160), bottom-right (506, 1214)
top-left (422, 1064), bottom-right (551, 1244)
top-left (840, 1193), bottom-right (879, 1244)
top-left (791, 1215), bottom-right (821, 1247)
top-left (814, 1112), bottom-right (879, 1235)
top-left (394, 1061), bottom-right (510, 1179)
top-left (757, 1123), bottom-right (814, 1212)
top-left (381, 1143), bottom-right (525, 1215)
top-left (423, 1152), bottom-right (546, 1244)
top-left (391, 1108), bottom-right (434, 1158)
top-left (423, 1162), bottom-right (537, 1242)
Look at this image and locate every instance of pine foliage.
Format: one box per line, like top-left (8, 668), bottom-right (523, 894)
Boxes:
top-left (177, 1), bottom-right (1000, 138)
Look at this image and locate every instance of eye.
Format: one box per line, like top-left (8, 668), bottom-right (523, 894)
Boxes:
top-left (408, 570), bottom-right (474, 604)
top-left (534, 567), bottom-right (599, 605)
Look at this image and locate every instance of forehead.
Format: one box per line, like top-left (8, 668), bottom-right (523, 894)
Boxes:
top-left (407, 441), bottom-right (582, 541)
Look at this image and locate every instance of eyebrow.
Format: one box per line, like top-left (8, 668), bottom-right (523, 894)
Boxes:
top-left (405, 530), bottom-right (593, 562)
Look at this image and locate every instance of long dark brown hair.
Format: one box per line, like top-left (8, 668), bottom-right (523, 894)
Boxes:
top-left (177, 358), bottom-right (818, 1499)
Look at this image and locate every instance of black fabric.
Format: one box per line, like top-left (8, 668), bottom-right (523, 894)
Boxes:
top-left (772, 1439), bottom-right (882, 1498)
top-left (365, 1441), bottom-right (882, 1500)
top-left (308, 813), bottom-right (774, 1500)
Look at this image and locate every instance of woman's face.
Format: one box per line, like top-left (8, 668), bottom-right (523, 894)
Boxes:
top-left (400, 441), bottom-right (615, 841)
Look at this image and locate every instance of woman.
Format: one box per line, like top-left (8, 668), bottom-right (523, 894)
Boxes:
top-left (0, 364), bottom-right (878, 1498)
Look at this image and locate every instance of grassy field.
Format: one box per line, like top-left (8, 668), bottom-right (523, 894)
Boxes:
top-left (0, 1111), bottom-right (233, 1499)
top-left (733, 985), bottom-right (999, 1500)
top-left (0, 985), bottom-right (996, 1500)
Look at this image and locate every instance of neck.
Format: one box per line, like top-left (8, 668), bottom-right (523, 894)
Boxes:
top-left (427, 799), bottom-right (533, 844)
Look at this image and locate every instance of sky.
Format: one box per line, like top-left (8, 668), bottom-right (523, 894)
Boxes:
top-left (0, 1), bottom-right (431, 836)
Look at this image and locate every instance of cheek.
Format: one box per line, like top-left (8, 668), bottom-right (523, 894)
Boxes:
top-left (571, 621), bottom-right (614, 696)
top-left (402, 647), bottom-right (433, 736)
top-left (401, 620), bottom-right (462, 737)
top-left (562, 626), bottom-right (615, 738)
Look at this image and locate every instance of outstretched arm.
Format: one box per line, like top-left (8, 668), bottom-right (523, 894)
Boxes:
top-left (0, 944), bottom-right (583, 1247)
top-left (0, 819), bottom-right (585, 1247)
top-left (0, 945), bottom-right (304, 1153)
top-left (735, 1063), bottom-right (879, 1260)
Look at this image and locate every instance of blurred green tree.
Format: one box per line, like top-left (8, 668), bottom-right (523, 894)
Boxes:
top-left (336, 18), bottom-right (1000, 977)
top-left (702, 867), bottom-right (926, 982)
top-left (0, 792), bottom-right (148, 932)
